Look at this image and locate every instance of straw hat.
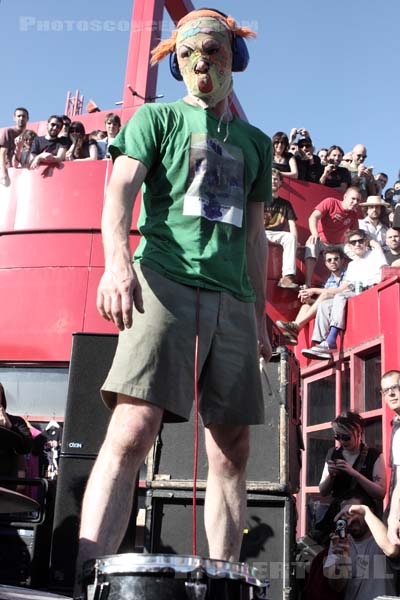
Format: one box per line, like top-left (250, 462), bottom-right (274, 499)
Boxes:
top-left (359, 195), bottom-right (390, 208)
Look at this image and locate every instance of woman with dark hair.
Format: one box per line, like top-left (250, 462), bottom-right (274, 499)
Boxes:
top-left (66, 121), bottom-right (98, 161)
top-left (0, 383), bottom-right (32, 479)
top-left (314, 411), bottom-right (385, 545)
top-left (12, 129), bottom-right (38, 168)
top-left (319, 411), bottom-right (385, 501)
top-left (271, 131), bottom-right (298, 179)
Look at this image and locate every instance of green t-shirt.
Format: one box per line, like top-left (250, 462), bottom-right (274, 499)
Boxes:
top-left (110, 99), bottom-right (272, 301)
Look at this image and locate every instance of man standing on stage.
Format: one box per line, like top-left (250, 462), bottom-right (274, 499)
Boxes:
top-left (76, 8), bottom-right (272, 581)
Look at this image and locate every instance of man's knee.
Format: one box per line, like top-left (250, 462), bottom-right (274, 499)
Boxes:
top-left (206, 425), bottom-right (250, 476)
top-left (105, 396), bottom-right (162, 458)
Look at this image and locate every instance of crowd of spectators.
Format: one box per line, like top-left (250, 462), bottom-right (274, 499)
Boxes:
top-left (0, 107), bottom-right (122, 186)
top-left (272, 126), bottom-right (399, 207)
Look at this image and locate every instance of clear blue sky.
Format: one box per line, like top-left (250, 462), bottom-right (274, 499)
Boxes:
top-left (0, 0), bottom-right (399, 184)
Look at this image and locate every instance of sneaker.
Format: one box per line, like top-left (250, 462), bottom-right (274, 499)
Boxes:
top-left (277, 276), bottom-right (299, 290)
top-left (302, 340), bottom-right (336, 360)
top-left (276, 320), bottom-right (299, 345)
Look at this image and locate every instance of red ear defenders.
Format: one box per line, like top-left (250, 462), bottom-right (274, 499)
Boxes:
top-left (169, 34), bottom-right (249, 81)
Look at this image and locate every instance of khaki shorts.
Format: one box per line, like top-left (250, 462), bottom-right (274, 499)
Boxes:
top-left (101, 264), bottom-right (264, 425)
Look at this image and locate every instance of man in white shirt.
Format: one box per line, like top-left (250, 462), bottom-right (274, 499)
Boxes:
top-left (358, 195), bottom-right (390, 250)
top-left (302, 229), bottom-right (387, 359)
top-left (381, 370), bottom-right (400, 546)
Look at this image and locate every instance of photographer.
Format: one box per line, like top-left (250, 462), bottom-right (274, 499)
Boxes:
top-left (323, 493), bottom-right (399, 600)
top-left (345, 144), bottom-right (378, 198)
top-left (0, 383), bottom-right (32, 480)
top-left (296, 137), bottom-right (324, 183)
top-left (319, 145), bottom-right (351, 192)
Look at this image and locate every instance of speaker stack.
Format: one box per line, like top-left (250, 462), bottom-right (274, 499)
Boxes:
top-left (146, 346), bottom-right (303, 600)
top-left (49, 335), bottom-right (302, 599)
top-left (48, 333), bottom-right (138, 594)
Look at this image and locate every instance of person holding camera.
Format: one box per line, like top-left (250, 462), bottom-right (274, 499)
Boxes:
top-left (323, 493), bottom-right (399, 600)
top-left (344, 144), bottom-right (378, 198)
top-left (319, 412), bottom-right (385, 502)
top-left (311, 411), bottom-right (384, 547)
top-left (319, 145), bottom-right (351, 192)
top-left (295, 136), bottom-right (324, 183)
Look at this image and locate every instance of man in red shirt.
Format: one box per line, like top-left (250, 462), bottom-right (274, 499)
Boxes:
top-left (304, 186), bottom-right (361, 286)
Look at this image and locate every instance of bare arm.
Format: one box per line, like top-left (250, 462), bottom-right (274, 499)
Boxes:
top-left (96, 155), bottom-right (148, 331)
top-left (0, 147), bottom-right (10, 185)
top-left (388, 466), bottom-right (400, 544)
top-left (307, 209), bottom-right (322, 242)
top-left (319, 460), bottom-right (339, 496)
top-left (337, 504), bottom-right (400, 558)
top-left (333, 453), bottom-right (386, 500)
top-left (246, 201), bottom-right (272, 362)
top-left (281, 156), bottom-right (298, 179)
top-left (75, 143), bottom-right (99, 162)
top-left (358, 505), bottom-right (399, 557)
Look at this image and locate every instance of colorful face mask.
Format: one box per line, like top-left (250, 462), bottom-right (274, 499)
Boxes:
top-left (176, 17), bottom-right (233, 108)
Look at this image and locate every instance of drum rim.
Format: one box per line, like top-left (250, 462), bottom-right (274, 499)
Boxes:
top-left (83, 553), bottom-right (269, 588)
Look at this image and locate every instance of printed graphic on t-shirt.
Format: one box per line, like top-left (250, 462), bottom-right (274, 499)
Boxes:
top-left (333, 213), bottom-right (353, 226)
top-left (184, 133), bottom-right (244, 227)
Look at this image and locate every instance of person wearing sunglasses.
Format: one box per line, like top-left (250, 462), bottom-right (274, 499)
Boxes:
top-left (319, 145), bottom-right (351, 193)
top-left (315, 412), bottom-right (385, 544)
top-left (271, 131), bottom-right (298, 179)
top-left (358, 195), bottom-right (390, 251)
top-left (381, 370), bottom-right (400, 545)
top-left (344, 143), bottom-right (378, 199)
top-left (66, 121), bottom-right (98, 161)
top-left (276, 245), bottom-right (347, 345)
top-left (29, 114), bottom-right (68, 169)
top-left (302, 229), bottom-right (387, 359)
top-left (294, 136), bottom-right (324, 184)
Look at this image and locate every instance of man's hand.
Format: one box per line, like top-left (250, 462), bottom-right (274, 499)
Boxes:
top-left (257, 314), bottom-right (272, 362)
top-left (96, 262), bottom-right (144, 331)
top-left (0, 173), bottom-right (10, 187)
top-left (387, 516), bottom-right (400, 545)
top-left (327, 459), bottom-right (339, 477)
top-left (306, 234), bottom-right (319, 245)
top-left (335, 503), bottom-right (368, 522)
top-left (330, 532), bottom-right (351, 562)
top-left (332, 458), bottom-right (357, 477)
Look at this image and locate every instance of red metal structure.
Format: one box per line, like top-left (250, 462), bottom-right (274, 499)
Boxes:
top-left (0, 0), bottom-right (399, 540)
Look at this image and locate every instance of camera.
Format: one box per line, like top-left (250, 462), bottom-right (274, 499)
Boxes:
top-left (335, 518), bottom-right (347, 539)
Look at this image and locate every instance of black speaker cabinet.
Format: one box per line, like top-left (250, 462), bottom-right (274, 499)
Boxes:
top-left (49, 455), bottom-right (138, 594)
top-left (149, 347), bottom-right (302, 493)
top-left (50, 333), bottom-right (137, 594)
top-left (0, 525), bottom-right (37, 586)
top-left (145, 489), bottom-right (297, 600)
top-left (61, 333), bottom-right (118, 456)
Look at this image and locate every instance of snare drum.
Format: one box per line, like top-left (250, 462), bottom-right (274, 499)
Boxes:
top-left (82, 554), bottom-right (269, 600)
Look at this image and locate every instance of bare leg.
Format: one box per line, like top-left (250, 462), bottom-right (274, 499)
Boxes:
top-left (75, 395), bottom-right (163, 588)
top-left (294, 303), bottom-right (314, 328)
top-left (204, 425), bottom-right (249, 561)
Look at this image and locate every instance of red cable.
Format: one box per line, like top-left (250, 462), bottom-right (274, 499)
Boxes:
top-left (192, 288), bottom-right (200, 556)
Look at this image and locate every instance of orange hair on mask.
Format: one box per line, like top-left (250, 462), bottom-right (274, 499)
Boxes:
top-left (150, 9), bottom-right (256, 66)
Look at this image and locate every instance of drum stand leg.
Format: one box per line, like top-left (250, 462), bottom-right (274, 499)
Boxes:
top-left (93, 581), bottom-right (110, 600)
